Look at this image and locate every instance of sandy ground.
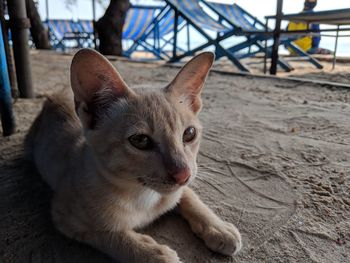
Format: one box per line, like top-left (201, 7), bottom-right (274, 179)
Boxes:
top-left (215, 56), bottom-right (350, 85)
top-left (1, 50), bottom-right (350, 262)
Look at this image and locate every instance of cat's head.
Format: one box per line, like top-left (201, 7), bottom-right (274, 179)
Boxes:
top-left (70, 49), bottom-right (214, 194)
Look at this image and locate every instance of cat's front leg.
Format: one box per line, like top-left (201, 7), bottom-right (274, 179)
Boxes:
top-left (179, 186), bottom-right (242, 256)
top-left (93, 230), bottom-right (181, 263)
top-left (53, 199), bottom-right (181, 262)
top-left (65, 228), bottom-right (181, 263)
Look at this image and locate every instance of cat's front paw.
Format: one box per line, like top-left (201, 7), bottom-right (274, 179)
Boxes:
top-left (195, 220), bottom-right (242, 256)
top-left (137, 234), bottom-right (182, 263)
top-left (152, 244), bottom-right (182, 263)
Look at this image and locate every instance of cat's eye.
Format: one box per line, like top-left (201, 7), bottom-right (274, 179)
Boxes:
top-left (128, 134), bottom-right (153, 150)
top-left (183, 127), bottom-right (196, 143)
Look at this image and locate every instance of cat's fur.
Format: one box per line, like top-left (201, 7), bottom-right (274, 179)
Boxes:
top-left (25, 49), bottom-right (242, 263)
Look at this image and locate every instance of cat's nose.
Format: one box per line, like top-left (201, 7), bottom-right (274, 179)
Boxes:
top-left (171, 168), bottom-right (191, 185)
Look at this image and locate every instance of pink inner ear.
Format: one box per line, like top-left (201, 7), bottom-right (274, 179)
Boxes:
top-left (191, 96), bottom-right (202, 113)
top-left (166, 52), bottom-right (214, 114)
top-left (70, 49), bottom-right (131, 105)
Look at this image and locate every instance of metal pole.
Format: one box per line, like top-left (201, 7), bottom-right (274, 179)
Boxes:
top-left (0, 1), bottom-right (16, 92)
top-left (45, 0), bottom-right (51, 42)
top-left (263, 18), bottom-right (269, 74)
top-left (0, 22), bottom-right (15, 136)
top-left (7, 0), bottom-right (34, 98)
top-left (332, 25), bottom-right (339, 70)
top-left (270, 0), bottom-right (283, 75)
top-left (45, 0), bottom-right (49, 20)
top-left (172, 9), bottom-right (179, 60)
top-left (92, 0), bottom-right (97, 49)
top-left (186, 23), bottom-right (190, 52)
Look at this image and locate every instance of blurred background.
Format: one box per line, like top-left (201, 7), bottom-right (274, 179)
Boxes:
top-left (34, 0), bottom-right (350, 56)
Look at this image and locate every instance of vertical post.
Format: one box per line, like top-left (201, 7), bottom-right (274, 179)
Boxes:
top-left (270, 0), bottom-right (283, 75)
top-left (332, 25), bottom-right (339, 70)
top-left (156, 22), bottom-right (161, 54)
top-left (0, 22), bottom-right (15, 136)
top-left (215, 17), bottom-right (222, 56)
top-left (156, 23), bottom-right (160, 53)
top-left (7, 0), bottom-right (34, 98)
top-left (186, 23), bottom-right (190, 52)
top-left (45, 0), bottom-right (50, 42)
top-left (172, 9), bottom-right (179, 60)
top-left (0, 1), bottom-right (16, 91)
top-left (45, 0), bottom-right (49, 20)
top-left (263, 18), bottom-right (269, 74)
top-left (154, 21), bottom-right (157, 52)
top-left (92, 0), bottom-right (97, 49)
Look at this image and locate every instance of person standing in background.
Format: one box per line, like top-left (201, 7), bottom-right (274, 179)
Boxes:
top-left (287, 0), bottom-right (332, 55)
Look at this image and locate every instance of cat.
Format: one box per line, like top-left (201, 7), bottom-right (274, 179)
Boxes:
top-left (25, 49), bottom-right (242, 263)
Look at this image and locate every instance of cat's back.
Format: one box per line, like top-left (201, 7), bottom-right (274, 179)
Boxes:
top-left (24, 89), bottom-right (84, 190)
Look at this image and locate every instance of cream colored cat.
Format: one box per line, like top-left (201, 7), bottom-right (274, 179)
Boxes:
top-left (25, 49), bottom-right (242, 263)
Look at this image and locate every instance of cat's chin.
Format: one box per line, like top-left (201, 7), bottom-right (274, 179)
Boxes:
top-left (147, 184), bottom-right (184, 195)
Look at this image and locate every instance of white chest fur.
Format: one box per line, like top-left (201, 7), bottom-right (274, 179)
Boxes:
top-left (132, 189), bottom-right (162, 210)
top-left (108, 188), bottom-right (183, 231)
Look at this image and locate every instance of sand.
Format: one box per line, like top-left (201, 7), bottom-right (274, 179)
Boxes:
top-left (0, 50), bottom-right (349, 263)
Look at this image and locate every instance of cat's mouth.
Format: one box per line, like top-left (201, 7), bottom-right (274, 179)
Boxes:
top-left (137, 176), bottom-right (190, 193)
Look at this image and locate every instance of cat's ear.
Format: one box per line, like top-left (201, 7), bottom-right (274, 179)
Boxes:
top-left (165, 52), bottom-right (214, 114)
top-left (70, 48), bottom-right (134, 129)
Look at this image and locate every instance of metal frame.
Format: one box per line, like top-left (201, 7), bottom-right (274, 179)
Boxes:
top-left (124, 6), bottom-right (186, 60)
top-left (266, 6), bottom-right (350, 72)
top-left (164, 0), bottom-right (250, 71)
top-left (127, 0), bottom-right (258, 71)
top-left (202, 0), bottom-right (323, 74)
top-left (46, 19), bottom-right (94, 51)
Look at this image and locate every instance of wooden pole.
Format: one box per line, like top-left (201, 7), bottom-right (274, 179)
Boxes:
top-left (270, 0), bottom-right (283, 75)
top-left (7, 0), bottom-right (34, 98)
